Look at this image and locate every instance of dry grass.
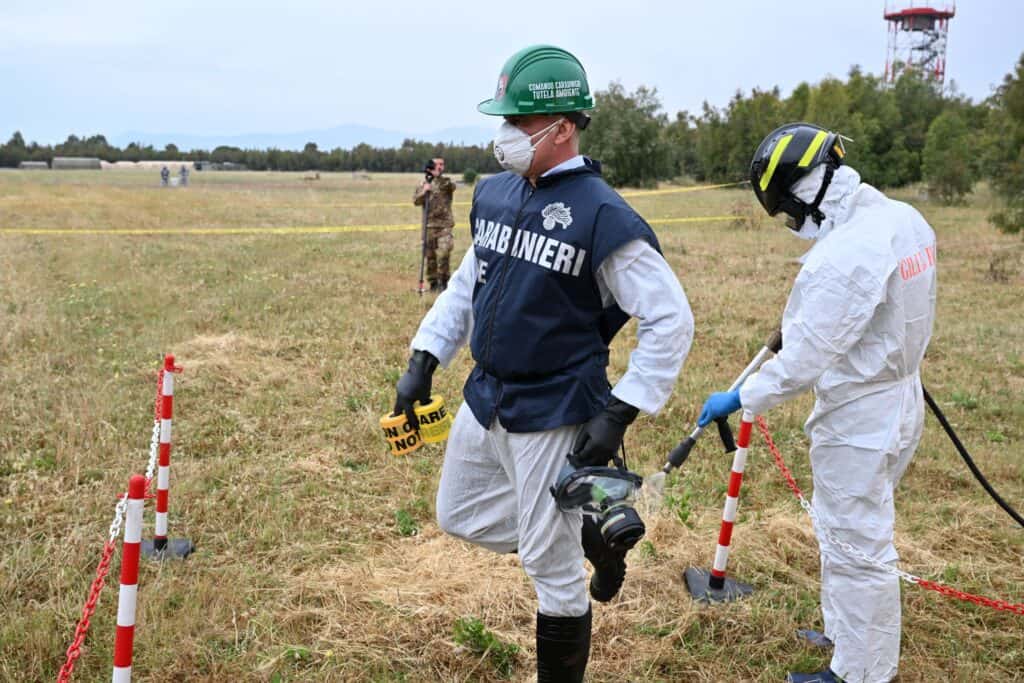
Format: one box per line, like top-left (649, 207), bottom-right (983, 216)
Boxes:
top-left (0, 169), bottom-right (1022, 682)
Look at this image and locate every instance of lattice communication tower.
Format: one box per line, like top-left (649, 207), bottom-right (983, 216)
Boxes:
top-left (884, 2), bottom-right (956, 85)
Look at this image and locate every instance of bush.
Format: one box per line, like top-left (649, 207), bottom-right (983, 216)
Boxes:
top-left (987, 53), bottom-right (1024, 234)
top-left (462, 168), bottom-right (478, 185)
top-left (991, 207), bottom-right (1024, 235)
top-left (581, 82), bottom-right (673, 187)
top-left (922, 110), bottom-right (974, 204)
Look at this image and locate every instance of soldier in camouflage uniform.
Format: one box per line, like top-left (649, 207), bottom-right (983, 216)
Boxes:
top-left (413, 157), bottom-right (456, 291)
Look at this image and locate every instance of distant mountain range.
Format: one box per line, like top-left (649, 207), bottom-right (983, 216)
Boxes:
top-left (109, 124), bottom-right (495, 151)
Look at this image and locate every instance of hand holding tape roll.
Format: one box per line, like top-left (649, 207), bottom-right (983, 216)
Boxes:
top-left (379, 394), bottom-right (453, 456)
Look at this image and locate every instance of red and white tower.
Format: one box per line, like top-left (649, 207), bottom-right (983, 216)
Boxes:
top-left (884, 2), bottom-right (955, 85)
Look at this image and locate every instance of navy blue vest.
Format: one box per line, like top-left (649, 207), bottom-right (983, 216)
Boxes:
top-left (464, 159), bottom-right (660, 432)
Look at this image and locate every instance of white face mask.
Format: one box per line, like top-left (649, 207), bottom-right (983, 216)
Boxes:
top-left (790, 218), bottom-right (815, 241)
top-left (787, 214), bottom-right (821, 240)
top-left (492, 118), bottom-right (563, 175)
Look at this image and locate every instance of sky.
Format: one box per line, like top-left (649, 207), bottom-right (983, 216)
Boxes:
top-left (2, 0), bottom-right (1021, 146)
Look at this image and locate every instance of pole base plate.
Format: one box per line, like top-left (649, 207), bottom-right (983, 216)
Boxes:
top-left (141, 538), bottom-right (195, 560)
top-left (684, 567), bottom-right (754, 603)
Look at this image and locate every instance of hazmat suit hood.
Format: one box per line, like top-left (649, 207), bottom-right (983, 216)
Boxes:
top-left (789, 164), bottom-right (862, 245)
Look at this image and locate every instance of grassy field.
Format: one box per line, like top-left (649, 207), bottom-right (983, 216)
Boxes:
top-left (0, 168), bottom-right (1022, 682)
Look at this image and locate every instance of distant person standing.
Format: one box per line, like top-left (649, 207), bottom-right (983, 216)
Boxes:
top-left (179, 164), bottom-right (189, 186)
top-left (412, 157), bottom-right (456, 292)
top-left (160, 165), bottom-right (170, 186)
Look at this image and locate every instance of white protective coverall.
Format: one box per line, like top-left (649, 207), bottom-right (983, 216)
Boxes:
top-left (412, 157), bottom-right (694, 618)
top-left (739, 165), bottom-right (937, 683)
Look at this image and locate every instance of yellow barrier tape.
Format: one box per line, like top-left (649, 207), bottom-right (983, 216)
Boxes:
top-left (620, 180), bottom-right (748, 198)
top-left (0, 223), bottom-right (431, 236)
top-left (0, 215), bottom-right (736, 236)
top-left (228, 179), bottom-right (749, 210)
top-left (649, 215), bottom-right (734, 225)
top-left (3, 215), bottom-right (739, 236)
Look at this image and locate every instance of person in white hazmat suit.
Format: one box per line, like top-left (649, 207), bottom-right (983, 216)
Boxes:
top-left (699, 123), bottom-right (937, 683)
top-left (392, 45), bottom-right (693, 682)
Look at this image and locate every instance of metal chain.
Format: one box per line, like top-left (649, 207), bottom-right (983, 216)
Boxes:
top-left (755, 415), bottom-right (1024, 616)
top-left (915, 579), bottom-right (1024, 615)
top-left (60, 364), bottom-right (185, 681)
top-left (795, 485), bottom-right (921, 585)
top-left (56, 540), bottom-right (117, 683)
top-left (144, 418), bottom-right (160, 484)
top-left (107, 494), bottom-right (129, 544)
top-left (153, 369), bottom-right (164, 421)
top-left (754, 416), bottom-right (923, 584)
top-left (62, 479), bottom-right (131, 680)
top-left (142, 368), bottom-right (164, 494)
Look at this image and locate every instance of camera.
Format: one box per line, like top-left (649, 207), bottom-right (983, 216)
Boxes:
top-left (550, 457), bottom-right (646, 552)
top-left (424, 159), bottom-right (436, 183)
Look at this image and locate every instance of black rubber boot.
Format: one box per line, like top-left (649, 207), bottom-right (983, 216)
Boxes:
top-left (581, 516), bottom-right (627, 602)
top-left (536, 608), bottom-right (591, 683)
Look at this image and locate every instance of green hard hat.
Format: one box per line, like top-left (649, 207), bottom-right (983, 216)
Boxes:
top-left (478, 44), bottom-right (594, 116)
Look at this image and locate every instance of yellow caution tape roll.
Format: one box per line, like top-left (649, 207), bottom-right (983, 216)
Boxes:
top-left (414, 395), bottom-right (452, 444)
top-left (379, 411), bottom-right (423, 456)
top-left (379, 394), bottom-right (451, 455)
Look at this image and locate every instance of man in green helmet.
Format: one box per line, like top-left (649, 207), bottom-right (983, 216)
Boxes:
top-left (392, 45), bottom-right (693, 681)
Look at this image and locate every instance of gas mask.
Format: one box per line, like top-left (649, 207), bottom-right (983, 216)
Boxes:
top-left (550, 456), bottom-right (646, 552)
top-left (492, 118), bottom-right (564, 175)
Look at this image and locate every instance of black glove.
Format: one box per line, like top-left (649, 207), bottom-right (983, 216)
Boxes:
top-left (393, 350), bottom-right (439, 430)
top-left (570, 396), bottom-right (640, 468)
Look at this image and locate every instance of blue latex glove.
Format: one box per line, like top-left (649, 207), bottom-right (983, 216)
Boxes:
top-left (698, 389), bottom-right (741, 427)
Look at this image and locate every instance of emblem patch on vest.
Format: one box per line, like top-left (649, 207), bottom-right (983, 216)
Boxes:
top-left (541, 202), bottom-right (573, 231)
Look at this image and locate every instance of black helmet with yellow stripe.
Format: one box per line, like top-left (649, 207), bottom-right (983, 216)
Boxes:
top-left (750, 122), bottom-right (846, 229)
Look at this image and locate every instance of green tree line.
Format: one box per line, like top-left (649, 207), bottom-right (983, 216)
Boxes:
top-left (3, 53), bottom-right (1022, 231)
top-left (585, 68), bottom-right (979, 190)
top-left (0, 134), bottom-right (504, 175)
top-left (581, 53), bottom-right (1024, 232)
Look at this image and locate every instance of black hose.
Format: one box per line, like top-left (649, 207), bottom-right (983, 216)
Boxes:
top-left (922, 384), bottom-right (1024, 529)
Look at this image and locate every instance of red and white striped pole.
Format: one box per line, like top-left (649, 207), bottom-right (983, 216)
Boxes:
top-left (709, 410), bottom-right (755, 590)
top-left (153, 355), bottom-right (175, 553)
top-left (113, 475), bottom-right (145, 683)
top-left (684, 410), bottom-right (756, 602)
top-left (143, 354), bottom-right (193, 559)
